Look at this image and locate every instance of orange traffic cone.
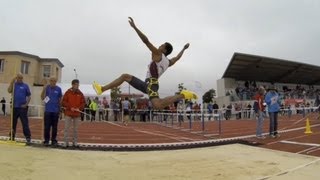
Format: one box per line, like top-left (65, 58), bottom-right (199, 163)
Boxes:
top-left (304, 118), bottom-right (312, 134)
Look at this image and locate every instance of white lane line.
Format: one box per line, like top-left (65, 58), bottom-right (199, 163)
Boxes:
top-left (204, 134), bottom-right (220, 137)
top-left (80, 121), bottom-right (204, 142)
top-left (151, 131), bottom-right (200, 141)
top-left (105, 121), bottom-right (123, 127)
top-left (280, 114), bottom-right (319, 131)
top-left (280, 140), bottom-right (320, 147)
top-left (257, 158), bottom-right (320, 180)
top-left (133, 129), bottom-right (187, 142)
top-left (266, 124), bottom-right (320, 145)
top-left (307, 147), bottom-right (320, 154)
top-left (296, 146), bottom-right (318, 154)
top-left (105, 122), bottom-right (198, 142)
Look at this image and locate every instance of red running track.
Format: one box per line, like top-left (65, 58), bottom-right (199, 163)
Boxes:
top-left (1, 113), bottom-right (320, 156)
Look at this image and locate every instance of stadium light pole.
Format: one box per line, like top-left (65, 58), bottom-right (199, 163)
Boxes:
top-left (74, 68), bottom-right (78, 79)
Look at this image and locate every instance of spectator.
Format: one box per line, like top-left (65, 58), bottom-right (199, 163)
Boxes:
top-left (163, 105), bottom-right (170, 121)
top-left (247, 103), bottom-right (252, 119)
top-left (111, 100), bottom-right (120, 121)
top-left (235, 103), bottom-right (241, 119)
top-left (186, 102), bottom-right (192, 120)
top-left (243, 103), bottom-right (248, 118)
top-left (40, 77), bottom-right (62, 146)
top-left (169, 103), bottom-right (176, 121)
top-left (265, 85), bottom-right (281, 138)
top-left (222, 104), bottom-right (226, 120)
top-left (122, 97), bottom-right (131, 125)
top-left (254, 86), bottom-right (266, 139)
top-left (102, 97), bottom-right (109, 121)
top-left (98, 100), bottom-right (104, 121)
top-left (212, 101), bottom-right (219, 120)
top-left (147, 100), bottom-right (153, 121)
top-left (131, 104), bottom-right (137, 121)
top-left (207, 102), bottom-right (213, 120)
top-left (315, 93), bottom-right (320, 107)
top-left (7, 73), bottom-right (32, 144)
top-left (84, 97), bottom-right (91, 121)
top-left (1, 97), bottom-right (6, 116)
top-left (225, 104), bottom-right (232, 120)
top-left (177, 101), bottom-right (184, 125)
top-left (61, 79), bottom-right (85, 147)
top-left (89, 98), bottom-right (98, 121)
top-left (193, 103), bottom-right (201, 120)
top-left (140, 104), bottom-right (148, 122)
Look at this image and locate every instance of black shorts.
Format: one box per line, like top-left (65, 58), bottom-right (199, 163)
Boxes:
top-left (129, 76), bottom-right (159, 99)
top-left (123, 109), bottom-right (130, 115)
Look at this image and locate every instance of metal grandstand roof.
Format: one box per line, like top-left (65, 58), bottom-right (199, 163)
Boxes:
top-left (222, 52), bottom-right (320, 85)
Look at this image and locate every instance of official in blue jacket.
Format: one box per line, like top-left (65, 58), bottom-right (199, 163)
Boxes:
top-left (264, 85), bottom-right (281, 138)
top-left (41, 77), bottom-right (62, 146)
top-left (7, 73), bottom-right (32, 144)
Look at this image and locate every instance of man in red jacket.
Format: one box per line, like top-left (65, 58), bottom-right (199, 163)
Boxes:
top-left (62, 79), bottom-right (85, 147)
top-left (254, 86), bottom-right (266, 139)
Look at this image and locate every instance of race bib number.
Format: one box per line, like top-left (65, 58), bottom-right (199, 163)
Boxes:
top-left (44, 96), bottom-right (50, 103)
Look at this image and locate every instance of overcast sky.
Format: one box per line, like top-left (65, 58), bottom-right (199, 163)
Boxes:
top-left (1, 0), bottom-right (320, 96)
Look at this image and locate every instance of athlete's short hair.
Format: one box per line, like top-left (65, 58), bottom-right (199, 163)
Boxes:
top-left (164, 42), bottom-right (173, 56)
top-left (72, 79), bottom-right (79, 85)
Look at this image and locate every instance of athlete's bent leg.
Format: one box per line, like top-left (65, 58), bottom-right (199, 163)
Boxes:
top-left (93, 74), bottom-right (133, 95)
top-left (150, 90), bottom-right (198, 109)
top-left (151, 94), bottom-right (184, 110)
top-left (102, 74), bottom-right (133, 91)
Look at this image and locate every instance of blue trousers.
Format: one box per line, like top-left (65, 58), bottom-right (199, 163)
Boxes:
top-left (11, 107), bottom-right (31, 140)
top-left (44, 112), bottom-right (60, 143)
top-left (268, 112), bottom-right (278, 136)
top-left (256, 110), bottom-right (265, 136)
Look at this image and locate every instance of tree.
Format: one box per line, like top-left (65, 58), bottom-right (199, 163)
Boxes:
top-left (202, 89), bottom-right (216, 103)
top-left (111, 87), bottom-right (122, 101)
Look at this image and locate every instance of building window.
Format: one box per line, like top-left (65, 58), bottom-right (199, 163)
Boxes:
top-left (21, 61), bottom-right (30, 74)
top-left (0, 59), bottom-right (4, 72)
top-left (43, 65), bottom-right (51, 78)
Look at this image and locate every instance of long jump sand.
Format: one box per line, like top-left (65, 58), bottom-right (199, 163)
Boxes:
top-left (0, 143), bottom-right (319, 180)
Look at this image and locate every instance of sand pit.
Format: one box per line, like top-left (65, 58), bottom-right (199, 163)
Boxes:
top-left (0, 143), bottom-right (319, 180)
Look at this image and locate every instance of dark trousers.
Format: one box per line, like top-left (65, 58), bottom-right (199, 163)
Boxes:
top-left (81, 112), bottom-right (84, 121)
top-left (44, 112), bottom-right (59, 143)
top-left (105, 110), bottom-right (109, 121)
top-left (225, 110), bottom-right (231, 120)
top-left (85, 108), bottom-right (91, 120)
top-left (11, 107), bottom-right (31, 140)
top-left (187, 111), bottom-right (191, 120)
top-left (268, 112), bottom-right (278, 135)
top-left (131, 111), bottom-right (136, 121)
top-left (99, 111), bottom-right (103, 121)
top-left (91, 110), bottom-right (96, 121)
top-left (113, 110), bottom-right (119, 121)
top-left (140, 112), bottom-right (146, 122)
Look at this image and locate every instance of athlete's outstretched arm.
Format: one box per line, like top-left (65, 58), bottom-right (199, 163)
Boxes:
top-left (169, 43), bottom-right (190, 67)
top-left (128, 17), bottom-right (159, 55)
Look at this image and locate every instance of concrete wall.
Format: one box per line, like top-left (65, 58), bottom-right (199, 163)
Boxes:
top-left (213, 96), bottom-right (231, 108)
top-left (217, 78), bottom-right (236, 97)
